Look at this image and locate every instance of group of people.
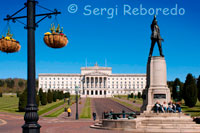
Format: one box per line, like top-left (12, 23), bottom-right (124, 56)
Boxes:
top-left (154, 101), bottom-right (182, 113)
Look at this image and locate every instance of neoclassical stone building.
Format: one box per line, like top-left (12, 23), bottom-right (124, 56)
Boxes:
top-left (38, 63), bottom-right (146, 98)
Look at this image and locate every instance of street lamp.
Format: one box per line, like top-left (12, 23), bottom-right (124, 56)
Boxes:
top-left (3, 1), bottom-right (61, 132)
top-left (75, 86), bottom-right (79, 120)
top-left (176, 85), bottom-right (180, 102)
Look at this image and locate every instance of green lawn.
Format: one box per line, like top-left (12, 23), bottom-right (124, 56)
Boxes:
top-left (182, 100), bottom-right (200, 117)
top-left (0, 95), bottom-right (68, 116)
top-left (38, 100), bottom-right (64, 115)
top-left (80, 98), bottom-right (91, 119)
top-left (122, 97), bottom-right (143, 105)
top-left (113, 95), bottom-right (143, 105)
top-left (0, 95), bottom-right (22, 114)
top-left (44, 106), bottom-right (65, 117)
top-left (112, 98), bottom-right (141, 111)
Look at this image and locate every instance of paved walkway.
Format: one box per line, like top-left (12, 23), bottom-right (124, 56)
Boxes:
top-left (58, 98), bottom-right (87, 120)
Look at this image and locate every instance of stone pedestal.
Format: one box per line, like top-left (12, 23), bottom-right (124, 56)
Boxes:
top-left (141, 56), bottom-right (171, 112)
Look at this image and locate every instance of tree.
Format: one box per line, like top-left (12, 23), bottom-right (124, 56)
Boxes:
top-left (18, 80), bottom-right (24, 88)
top-left (47, 89), bottom-right (53, 103)
top-left (183, 74), bottom-right (198, 107)
top-left (5, 79), bottom-right (15, 88)
top-left (53, 90), bottom-right (57, 102)
top-left (35, 79), bottom-right (38, 88)
top-left (0, 88), bottom-right (2, 97)
top-left (36, 94), bottom-right (40, 107)
top-left (38, 88), bottom-right (43, 101)
top-left (0, 80), bottom-right (5, 87)
top-left (130, 93), bottom-right (134, 98)
top-left (138, 92), bottom-right (141, 98)
top-left (16, 91), bottom-right (20, 97)
top-left (41, 92), bottom-right (47, 105)
top-left (57, 90), bottom-right (64, 100)
top-left (167, 81), bottom-right (174, 93)
top-left (18, 87), bottom-right (39, 112)
top-left (197, 76), bottom-right (200, 101)
top-left (172, 78), bottom-right (183, 101)
top-left (18, 88), bottom-right (27, 112)
top-left (64, 92), bottom-right (70, 98)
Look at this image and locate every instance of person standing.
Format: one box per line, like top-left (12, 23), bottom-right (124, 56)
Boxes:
top-left (67, 107), bottom-right (71, 117)
top-left (92, 112), bottom-right (96, 121)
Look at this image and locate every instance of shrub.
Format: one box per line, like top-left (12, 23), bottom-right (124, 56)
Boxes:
top-left (18, 89), bottom-right (27, 112)
top-left (41, 92), bottom-right (47, 105)
top-left (47, 89), bottom-right (53, 103)
top-left (130, 93), bottom-right (134, 98)
top-left (138, 92), bottom-right (141, 99)
top-left (183, 74), bottom-right (198, 107)
top-left (197, 76), bottom-right (200, 102)
top-left (53, 90), bottom-right (57, 102)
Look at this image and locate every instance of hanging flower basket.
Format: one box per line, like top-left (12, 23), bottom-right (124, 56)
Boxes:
top-left (0, 29), bottom-right (21, 53)
top-left (43, 24), bottom-right (68, 48)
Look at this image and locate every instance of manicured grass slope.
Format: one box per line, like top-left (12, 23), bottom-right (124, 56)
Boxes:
top-left (38, 100), bottom-right (64, 115)
top-left (0, 95), bottom-right (66, 116)
top-left (112, 98), bottom-right (141, 111)
top-left (0, 95), bottom-right (22, 114)
top-left (80, 98), bottom-right (91, 119)
top-left (182, 100), bottom-right (200, 117)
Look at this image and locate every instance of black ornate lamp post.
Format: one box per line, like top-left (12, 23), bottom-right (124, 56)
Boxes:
top-left (176, 85), bottom-right (180, 102)
top-left (4, 0), bottom-right (61, 132)
top-left (75, 86), bottom-right (79, 120)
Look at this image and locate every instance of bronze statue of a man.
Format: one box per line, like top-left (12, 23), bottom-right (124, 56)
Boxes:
top-left (149, 15), bottom-right (164, 57)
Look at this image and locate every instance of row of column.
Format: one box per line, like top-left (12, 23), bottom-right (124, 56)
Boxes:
top-left (84, 76), bottom-right (107, 88)
top-left (85, 90), bottom-right (107, 95)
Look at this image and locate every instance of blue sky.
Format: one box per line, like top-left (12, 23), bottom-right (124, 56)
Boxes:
top-left (0, 0), bottom-right (199, 82)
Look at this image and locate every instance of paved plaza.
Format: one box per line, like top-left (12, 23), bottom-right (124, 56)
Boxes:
top-left (0, 98), bottom-right (134, 133)
top-left (0, 113), bottom-right (128, 133)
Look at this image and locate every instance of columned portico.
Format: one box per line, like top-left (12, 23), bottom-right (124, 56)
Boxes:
top-left (82, 74), bottom-right (109, 98)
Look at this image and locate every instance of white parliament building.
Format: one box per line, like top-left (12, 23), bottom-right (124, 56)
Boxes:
top-left (38, 63), bottom-right (146, 98)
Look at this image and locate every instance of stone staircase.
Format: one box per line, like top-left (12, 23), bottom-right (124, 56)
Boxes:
top-left (136, 113), bottom-right (200, 132)
top-left (91, 113), bottom-right (200, 132)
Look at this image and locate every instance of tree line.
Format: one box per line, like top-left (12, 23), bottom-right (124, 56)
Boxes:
top-left (18, 88), bottom-right (70, 112)
top-left (168, 74), bottom-right (200, 107)
top-left (0, 78), bottom-right (39, 94)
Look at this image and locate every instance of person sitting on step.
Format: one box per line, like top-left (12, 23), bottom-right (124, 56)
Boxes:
top-left (176, 102), bottom-right (182, 113)
top-left (167, 101), bottom-right (174, 113)
top-left (154, 101), bottom-right (163, 113)
top-left (162, 101), bottom-right (168, 113)
top-left (172, 102), bottom-right (177, 113)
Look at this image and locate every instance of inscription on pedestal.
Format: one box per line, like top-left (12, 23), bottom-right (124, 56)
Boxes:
top-left (154, 94), bottom-right (166, 99)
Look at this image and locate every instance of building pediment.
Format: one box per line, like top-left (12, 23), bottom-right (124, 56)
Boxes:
top-left (85, 71), bottom-right (108, 76)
